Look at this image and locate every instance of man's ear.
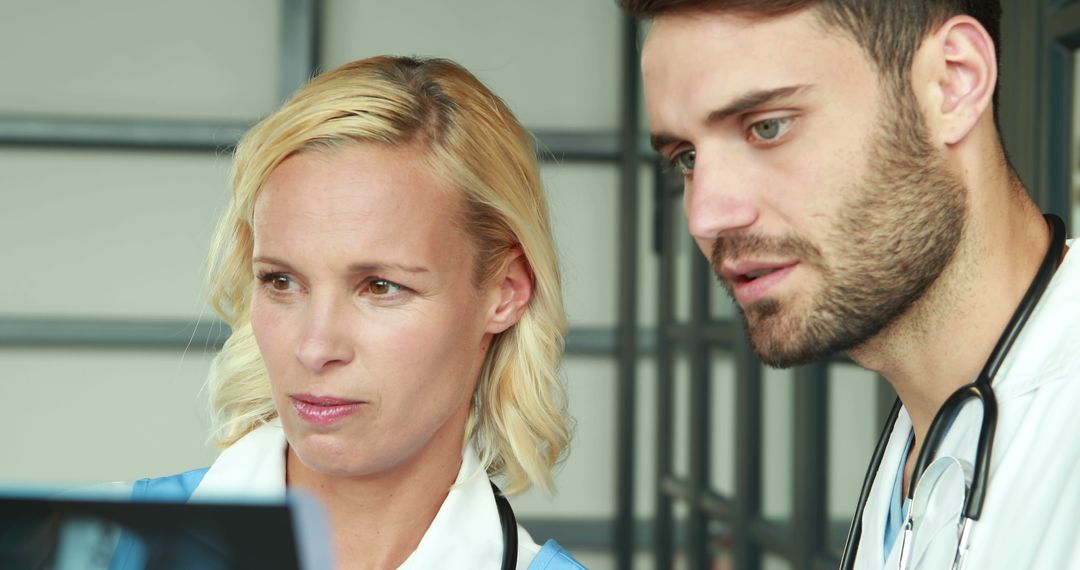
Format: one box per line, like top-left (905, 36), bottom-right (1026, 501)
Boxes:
top-left (914, 15), bottom-right (997, 146)
top-left (485, 247), bottom-right (534, 335)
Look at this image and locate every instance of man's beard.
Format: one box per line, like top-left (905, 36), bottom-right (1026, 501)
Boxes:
top-left (711, 86), bottom-right (967, 368)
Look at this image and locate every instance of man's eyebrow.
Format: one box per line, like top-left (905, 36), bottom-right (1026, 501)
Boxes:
top-left (706, 84), bottom-right (811, 124)
top-left (649, 84), bottom-right (812, 153)
top-left (650, 132), bottom-right (681, 153)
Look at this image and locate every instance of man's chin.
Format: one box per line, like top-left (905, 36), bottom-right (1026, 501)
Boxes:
top-left (751, 342), bottom-right (834, 369)
top-left (743, 311), bottom-right (836, 368)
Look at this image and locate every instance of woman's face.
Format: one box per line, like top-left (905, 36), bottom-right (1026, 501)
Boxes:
top-left (250, 143), bottom-right (502, 479)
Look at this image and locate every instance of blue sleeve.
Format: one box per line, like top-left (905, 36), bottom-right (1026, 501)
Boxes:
top-left (109, 468), bottom-right (209, 570)
top-left (528, 539), bottom-right (590, 569)
top-left (130, 467), bottom-right (209, 501)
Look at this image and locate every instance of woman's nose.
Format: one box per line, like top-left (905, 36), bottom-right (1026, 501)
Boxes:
top-left (295, 298), bottom-right (354, 372)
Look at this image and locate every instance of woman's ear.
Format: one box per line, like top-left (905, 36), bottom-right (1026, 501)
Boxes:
top-left (486, 246), bottom-right (534, 334)
top-left (914, 15), bottom-right (997, 146)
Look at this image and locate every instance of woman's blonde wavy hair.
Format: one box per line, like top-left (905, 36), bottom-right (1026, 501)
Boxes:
top-left (205, 56), bottom-right (569, 494)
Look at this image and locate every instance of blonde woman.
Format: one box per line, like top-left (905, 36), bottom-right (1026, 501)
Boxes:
top-left (124, 56), bottom-right (585, 569)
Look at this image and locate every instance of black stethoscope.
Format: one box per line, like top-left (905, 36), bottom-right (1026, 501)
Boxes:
top-left (492, 482), bottom-right (518, 570)
top-left (839, 213), bottom-right (1067, 569)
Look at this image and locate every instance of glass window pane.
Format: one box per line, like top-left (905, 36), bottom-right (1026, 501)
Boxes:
top-left (673, 195), bottom-right (694, 323)
top-left (636, 357), bottom-right (658, 519)
top-left (710, 275), bottom-right (738, 321)
top-left (542, 164), bottom-right (618, 328)
top-left (708, 350), bottom-right (737, 496)
top-left (761, 365), bottom-right (793, 522)
top-left (0, 149), bottom-right (230, 318)
top-left (0, 348), bottom-right (218, 485)
top-left (827, 362), bottom-right (879, 551)
top-left (763, 552), bottom-right (793, 570)
top-left (509, 356), bottom-right (616, 518)
top-left (638, 166), bottom-right (660, 329)
top-left (321, 0), bottom-right (621, 131)
top-left (0, 0), bottom-right (279, 121)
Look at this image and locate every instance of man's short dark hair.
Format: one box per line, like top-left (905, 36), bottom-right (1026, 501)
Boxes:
top-left (619, 0), bottom-right (1004, 114)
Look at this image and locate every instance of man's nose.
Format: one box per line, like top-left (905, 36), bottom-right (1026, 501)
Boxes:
top-left (683, 159), bottom-right (759, 242)
top-left (295, 295), bottom-right (354, 373)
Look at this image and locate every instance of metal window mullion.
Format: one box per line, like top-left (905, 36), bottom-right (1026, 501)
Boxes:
top-left (653, 166), bottom-right (677, 569)
top-left (279, 0), bottom-right (321, 102)
top-left (614, 12), bottom-right (642, 570)
top-left (1040, 33), bottom-right (1078, 221)
top-left (733, 336), bottom-right (762, 570)
top-left (748, 518), bottom-right (792, 558)
top-left (792, 363), bottom-right (829, 566)
top-left (687, 251), bottom-right (711, 567)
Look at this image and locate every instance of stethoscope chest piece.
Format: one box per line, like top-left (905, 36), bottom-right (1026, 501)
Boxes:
top-left (897, 456), bottom-right (973, 569)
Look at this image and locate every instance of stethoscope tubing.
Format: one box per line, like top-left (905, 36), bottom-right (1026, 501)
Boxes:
top-left (839, 213), bottom-right (1066, 569)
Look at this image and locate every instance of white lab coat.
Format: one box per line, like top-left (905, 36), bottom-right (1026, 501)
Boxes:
top-left (189, 421), bottom-right (543, 569)
top-left (853, 239), bottom-right (1080, 569)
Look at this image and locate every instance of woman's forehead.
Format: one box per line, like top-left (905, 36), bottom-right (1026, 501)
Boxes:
top-left (251, 144), bottom-right (472, 265)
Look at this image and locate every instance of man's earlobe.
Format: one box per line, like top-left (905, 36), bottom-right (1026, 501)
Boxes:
top-left (486, 247), bottom-right (534, 334)
top-left (929, 15), bottom-right (997, 145)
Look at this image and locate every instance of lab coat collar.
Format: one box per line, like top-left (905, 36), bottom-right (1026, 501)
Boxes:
top-left (989, 237), bottom-right (1079, 401)
top-left (187, 420), bottom-right (539, 568)
top-left (188, 420), bottom-right (287, 501)
top-left (399, 442), bottom-right (526, 569)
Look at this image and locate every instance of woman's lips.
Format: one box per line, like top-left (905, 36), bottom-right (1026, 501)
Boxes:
top-left (290, 394), bottom-right (364, 426)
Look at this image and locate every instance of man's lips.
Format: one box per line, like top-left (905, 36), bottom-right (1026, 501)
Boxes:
top-left (290, 394), bottom-right (365, 426)
top-left (719, 260), bottom-right (799, 305)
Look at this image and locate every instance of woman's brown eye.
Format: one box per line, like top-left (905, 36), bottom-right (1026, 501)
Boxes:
top-left (272, 276), bottom-right (291, 291)
top-left (368, 279), bottom-right (400, 295)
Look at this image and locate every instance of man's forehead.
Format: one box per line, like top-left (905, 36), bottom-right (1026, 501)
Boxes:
top-left (641, 7), bottom-right (881, 143)
top-left (642, 6), bottom-right (847, 59)
top-left (642, 7), bottom-right (868, 87)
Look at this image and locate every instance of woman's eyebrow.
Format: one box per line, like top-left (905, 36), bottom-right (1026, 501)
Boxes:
top-left (252, 256), bottom-right (292, 269)
top-left (346, 262), bottom-right (430, 275)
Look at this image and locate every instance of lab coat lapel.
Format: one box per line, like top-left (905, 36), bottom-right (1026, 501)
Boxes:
top-left (189, 420), bottom-right (287, 501)
top-left (855, 408), bottom-right (914, 569)
top-left (398, 445), bottom-right (508, 569)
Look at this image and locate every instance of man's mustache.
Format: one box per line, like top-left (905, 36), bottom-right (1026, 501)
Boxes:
top-left (710, 233), bottom-right (824, 278)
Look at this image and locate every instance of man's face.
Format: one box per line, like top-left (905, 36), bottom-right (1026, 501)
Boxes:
top-left (642, 9), bottom-right (966, 367)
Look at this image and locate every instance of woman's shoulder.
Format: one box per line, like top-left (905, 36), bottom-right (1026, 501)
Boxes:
top-left (129, 467), bottom-right (209, 501)
top-left (64, 467), bottom-right (208, 502)
top-left (527, 539), bottom-right (589, 569)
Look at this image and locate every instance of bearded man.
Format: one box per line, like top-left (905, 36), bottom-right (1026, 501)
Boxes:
top-left (621, 0), bottom-right (1079, 567)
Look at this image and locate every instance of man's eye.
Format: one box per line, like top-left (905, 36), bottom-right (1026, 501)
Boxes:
top-left (749, 117), bottom-right (793, 141)
top-left (672, 149), bottom-right (696, 174)
top-left (367, 279), bottom-right (402, 296)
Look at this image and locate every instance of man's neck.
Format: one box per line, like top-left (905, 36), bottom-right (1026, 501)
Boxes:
top-left (849, 190), bottom-right (1050, 445)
